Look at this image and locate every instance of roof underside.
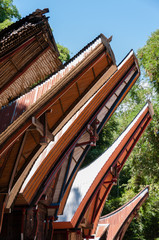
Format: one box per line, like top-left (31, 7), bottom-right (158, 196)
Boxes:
top-left (48, 51), bottom-right (140, 218)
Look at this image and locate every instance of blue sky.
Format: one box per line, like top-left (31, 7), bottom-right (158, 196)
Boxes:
top-left (13, 0), bottom-right (159, 64)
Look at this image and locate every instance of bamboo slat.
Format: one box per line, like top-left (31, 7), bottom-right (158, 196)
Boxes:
top-left (0, 49), bottom-right (61, 107)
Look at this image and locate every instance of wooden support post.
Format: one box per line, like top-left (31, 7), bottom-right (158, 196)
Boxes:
top-left (76, 119), bottom-right (99, 147)
top-left (21, 208), bottom-right (26, 240)
top-left (33, 206), bottom-right (39, 240)
top-left (46, 217), bottom-right (54, 240)
top-left (44, 218), bottom-right (49, 240)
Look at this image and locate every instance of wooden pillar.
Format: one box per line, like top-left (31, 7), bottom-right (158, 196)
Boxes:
top-left (21, 208), bottom-right (26, 240)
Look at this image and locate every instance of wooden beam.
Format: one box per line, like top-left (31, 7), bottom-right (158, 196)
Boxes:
top-left (8, 132), bottom-right (28, 193)
top-left (0, 147), bottom-right (12, 179)
top-left (59, 98), bottom-right (65, 115)
top-left (32, 116), bottom-right (54, 143)
top-left (76, 82), bottom-right (81, 96)
top-left (0, 195), bottom-right (6, 232)
top-left (92, 67), bottom-right (96, 79)
top-left (13, 144), bottom-right (42, 185)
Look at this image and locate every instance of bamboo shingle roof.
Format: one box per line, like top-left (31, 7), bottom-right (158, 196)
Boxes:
top-left (0, 9), bottom-right (61, 107)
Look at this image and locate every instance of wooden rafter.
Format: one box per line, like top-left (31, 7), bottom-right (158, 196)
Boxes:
top-left (8, 131), bottom-right (28, 193)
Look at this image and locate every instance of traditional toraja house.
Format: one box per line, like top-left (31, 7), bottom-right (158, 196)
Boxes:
top-left (54, 103), bottom-right (153, 239)
top-left (95, 187), bottom-right (149, 240)
top-left (0, 31), bottom-right (117, 233)
top-left (0, 46), bottom-right (139, 238)
top-left (25, 50), bottom-right (141, 219)
top-left (0, 8), bottom-right (61, 107)
top-left (56, 50), bottom-right (139, 218)
top-left (12, 51), bottom-right (140, 212)
top-left (0, 8), bottom-right (152, 240)
top-left (0, 33), bottom-right (116, 140)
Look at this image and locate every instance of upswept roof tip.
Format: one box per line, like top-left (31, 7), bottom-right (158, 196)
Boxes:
top-left (100, 186), bottom-right (149, 219)
top-left (62, 33), bottom-right (116, 69)
top-left (147, 100), bottom-right (154, 117)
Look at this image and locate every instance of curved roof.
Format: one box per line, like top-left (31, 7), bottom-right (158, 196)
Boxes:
top-left (0, 34), bottom-right (115, 146)
top-left (54, 102), bottom-right (153, 238)
top-left (1, 34), bottom-right (116, 211)
top-left (57, 103), bottom-right (152, 223)
top-left (97, 187), bottom-right (149, 240)
top-left (14, 50), bottom-right (140, 209)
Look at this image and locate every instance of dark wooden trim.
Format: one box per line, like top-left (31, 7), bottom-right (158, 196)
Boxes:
top-left (0, 195), bottom-right (6, 232)
top-left (59, 98), bottom-right (65, 115)
top-left (76, 82), bottom-right (81, 96)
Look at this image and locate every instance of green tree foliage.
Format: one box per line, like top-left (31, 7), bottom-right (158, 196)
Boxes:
top-left (138, 29), bottom-right (159, 93)
top-left (57, 43), bottom-right (70, 63)
top-left (0, 0), bottom-right (21, 30)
